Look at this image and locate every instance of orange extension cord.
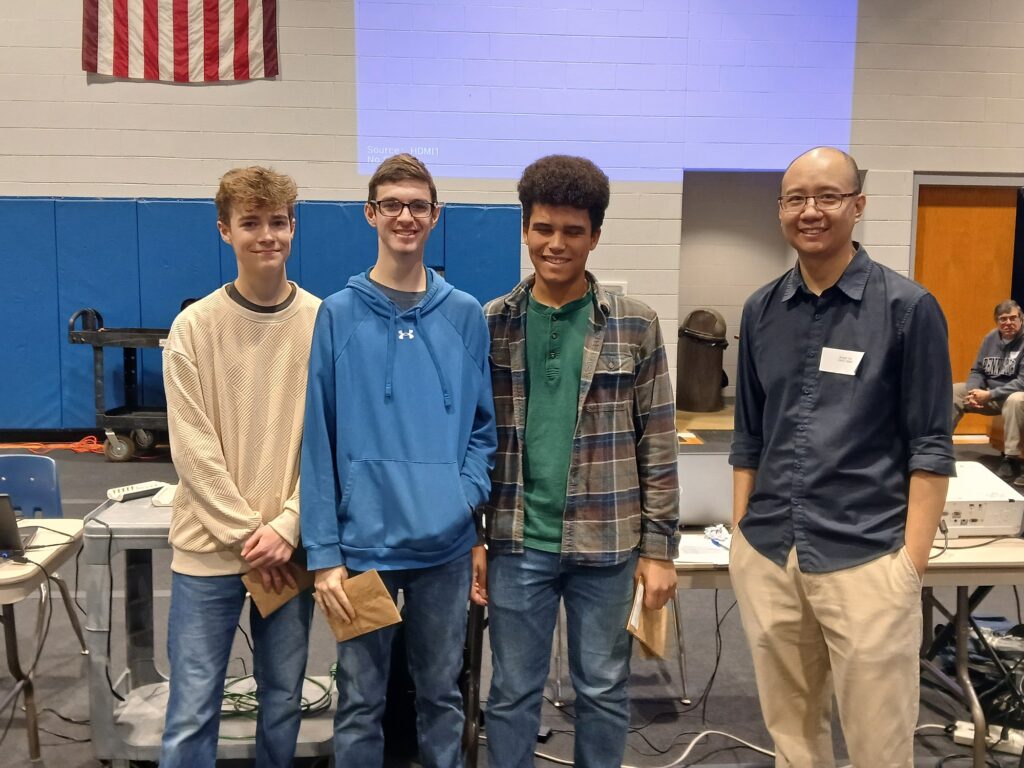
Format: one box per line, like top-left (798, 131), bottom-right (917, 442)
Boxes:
top-left (0, 436), bottom-right (106, 455)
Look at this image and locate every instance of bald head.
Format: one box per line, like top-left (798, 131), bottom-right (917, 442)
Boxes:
top-left (782, 147), bottom-right (861, 195)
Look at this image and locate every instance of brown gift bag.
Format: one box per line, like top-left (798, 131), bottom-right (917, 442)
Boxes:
top-left (321, 569), bottom-right (402, 642)
top-left (243, 566), bottom-right (316, 618)
top-left (626, 581), bottom-right (669, 659)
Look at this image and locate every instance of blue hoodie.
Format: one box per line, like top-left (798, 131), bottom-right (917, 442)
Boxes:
top-left (301, 268), bottom-right (497, 572)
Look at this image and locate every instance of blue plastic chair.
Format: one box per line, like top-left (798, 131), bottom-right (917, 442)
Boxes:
top-left (0, 454), bottom-right (62, 518)
top-left (0, 454), bottom-right (86, 652)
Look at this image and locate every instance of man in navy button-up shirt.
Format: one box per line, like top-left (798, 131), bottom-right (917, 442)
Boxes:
top-left (728, 147), bottom-right (954, 768)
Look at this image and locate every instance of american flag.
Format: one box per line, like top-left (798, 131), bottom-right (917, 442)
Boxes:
top-left (81, 0), bottom-right (279, 83)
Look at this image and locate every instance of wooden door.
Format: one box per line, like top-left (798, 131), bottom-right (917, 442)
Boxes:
top-left (914, 185), bottom-right (1018, 435)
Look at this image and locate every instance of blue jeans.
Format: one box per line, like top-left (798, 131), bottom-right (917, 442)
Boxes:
top-left (486, 548), bottom-right (637, 768)
top-left (333, 552), bottom-right (472, 768)
top-left (160, 572), bottom-right (313, 768)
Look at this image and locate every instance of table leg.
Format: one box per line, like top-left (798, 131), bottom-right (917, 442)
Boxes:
top-left (956, 587), bottom-right (987, 768)
top-left (1, 604), bottom-right (41, 762)
top-left (462, 603), bottom-right (484, 768)
top-left (124, 550), bottom-right (162, 686)
top-left (671, 596), bottom-right (690, 703)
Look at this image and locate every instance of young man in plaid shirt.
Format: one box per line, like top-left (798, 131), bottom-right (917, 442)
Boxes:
top-left (482, 155), bottom-right (680, 768)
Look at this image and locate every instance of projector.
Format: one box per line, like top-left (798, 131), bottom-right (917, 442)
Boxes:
top-left (939, 461), bottom-right (1024, 539)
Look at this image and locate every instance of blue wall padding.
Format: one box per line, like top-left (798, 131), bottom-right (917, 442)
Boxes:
top-left (218, 233), bottom-right (236, 286)
top-left (425, 206), bottom-right (445, 269)
top-left (0, 199), bottom-right (62, 428)
top-left (297, 202), bottom-right (377, 298)
top-left (56, 200), bottom-right (141, 428)
top-left (2, 197), bottom-right (521, 429)
top-left (443, 204), bottom-right (522, 305)
top-left (137, 200), bottom-right (223, 407)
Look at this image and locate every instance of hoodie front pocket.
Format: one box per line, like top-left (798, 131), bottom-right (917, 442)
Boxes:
top-left (341, 459), bottom-right (472, 554)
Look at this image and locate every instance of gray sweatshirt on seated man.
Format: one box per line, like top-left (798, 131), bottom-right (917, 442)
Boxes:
top-left (953, 299), bottom-right (1024, 482)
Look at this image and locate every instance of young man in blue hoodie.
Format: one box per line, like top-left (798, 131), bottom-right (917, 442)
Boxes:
top-left (301, 153), bottom-right (497, 767)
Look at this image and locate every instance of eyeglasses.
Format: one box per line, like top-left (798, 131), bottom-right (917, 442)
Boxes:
top-left (370, 199), bottom-right (437, 218)
top-left (778, 192), bottom-right (860, 213)
top-left (998, 314), bottom-right (1022, 324)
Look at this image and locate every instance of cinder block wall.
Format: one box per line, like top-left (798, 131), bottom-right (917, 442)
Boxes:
top-left (5, 1), bottom-right (1024, 401)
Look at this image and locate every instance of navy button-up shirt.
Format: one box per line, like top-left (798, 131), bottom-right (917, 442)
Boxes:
top-left (730, 245), bottom-right (955, 573)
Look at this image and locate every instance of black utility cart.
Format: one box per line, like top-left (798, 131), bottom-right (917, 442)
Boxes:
top-left (68, 308), bottom-right (169, 462)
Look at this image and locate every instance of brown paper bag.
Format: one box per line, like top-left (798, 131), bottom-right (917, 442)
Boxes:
top-left (321, 569), bottom-right (402, 642)
top-left (625, 581), bottom-right (669, 659)
top-left (243, 566), bottom-right (316, 618)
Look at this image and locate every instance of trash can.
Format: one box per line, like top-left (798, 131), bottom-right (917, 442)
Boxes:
top-left (677, 309), bottom-right (729, 412)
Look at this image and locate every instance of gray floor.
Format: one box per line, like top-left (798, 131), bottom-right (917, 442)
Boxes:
top-left (0, 441), bottom-right (1018, 767)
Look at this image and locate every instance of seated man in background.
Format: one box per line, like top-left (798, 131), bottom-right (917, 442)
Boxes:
top-left (953, 299), bottom-right (1024, 483)
top-left (161, 167), bottom-right (320, 767)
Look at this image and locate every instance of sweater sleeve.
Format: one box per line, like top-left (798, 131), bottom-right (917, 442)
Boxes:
top-left (163, 340), bottom-right (261, 548)
top-left (267, 475), bottom-right (301, 547)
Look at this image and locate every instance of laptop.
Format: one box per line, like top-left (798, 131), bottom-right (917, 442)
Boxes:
top-left (677, 452), bottom-right (734, 527)
top-left (0, 494), bottom-right (37, 560)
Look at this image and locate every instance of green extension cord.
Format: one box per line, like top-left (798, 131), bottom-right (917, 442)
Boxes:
top-left (215, 672), bottom-right (334, 739)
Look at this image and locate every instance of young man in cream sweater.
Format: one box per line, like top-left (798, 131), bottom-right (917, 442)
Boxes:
top-left (160, 167), bottom-right (321, 768)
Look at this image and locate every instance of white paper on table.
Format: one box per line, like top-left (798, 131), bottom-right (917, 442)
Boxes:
top-left (675, 537), bottom-right (730, 565)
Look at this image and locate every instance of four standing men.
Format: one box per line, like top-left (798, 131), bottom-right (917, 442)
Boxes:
top-left (729, 147), bottom-right (954, 767)
top-left (162, 147), bottom-right (959, 766)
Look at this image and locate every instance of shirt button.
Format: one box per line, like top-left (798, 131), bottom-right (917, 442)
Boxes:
top-left (814, 313), bottom-right (821, 320)
top-left (802, 388), bottom-right (810, 395)
top-left (551, 332), bottom-right (558, 339)
top-left (807, 351), bottom-right (815, 358)
top-left (798, 424), bottom-right (806, 431)
top-left (549, 352), bottom-right (556, 359)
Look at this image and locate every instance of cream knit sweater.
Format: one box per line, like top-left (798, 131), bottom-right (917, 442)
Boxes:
top-left (163, 284), bottom-right (321, 576)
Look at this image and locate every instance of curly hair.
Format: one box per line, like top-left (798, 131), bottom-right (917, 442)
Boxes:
top-left (517, 155), bottom-right (610, 231)
top-left (215, 166), bottom-right (298, 223)
top-left (368, 153), bottom-right (437, 203)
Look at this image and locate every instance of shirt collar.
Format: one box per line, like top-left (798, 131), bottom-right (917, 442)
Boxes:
top-left (507, 271), bottom-right (611, 318)
top-left (781, 242), bottom-right (870, 303)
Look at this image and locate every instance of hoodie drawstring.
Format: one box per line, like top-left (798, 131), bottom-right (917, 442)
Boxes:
top-left (384, 311), bottom-right (397, 401)
top-left (415, 308), bottom-right (454, 411)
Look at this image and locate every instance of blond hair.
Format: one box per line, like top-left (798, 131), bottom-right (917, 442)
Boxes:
top-left (215, 166), bottom-right (298, 222)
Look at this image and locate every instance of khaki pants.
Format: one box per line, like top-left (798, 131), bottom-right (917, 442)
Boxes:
top-left (729, 528), bottom-right (922, 768)
top-left (953, 381), bottom-right (1024, 455)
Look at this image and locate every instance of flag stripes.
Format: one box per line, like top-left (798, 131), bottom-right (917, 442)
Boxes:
top-left (81, 0), bottom-right (278, 83)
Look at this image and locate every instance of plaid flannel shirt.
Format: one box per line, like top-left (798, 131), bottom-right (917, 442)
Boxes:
top-left (483, 273), bottom-right (680, 565)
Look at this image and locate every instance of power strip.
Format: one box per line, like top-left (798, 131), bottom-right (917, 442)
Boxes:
top-left (954, 720), bottom-right (1024, 755)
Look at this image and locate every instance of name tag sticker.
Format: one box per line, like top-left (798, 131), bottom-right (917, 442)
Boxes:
top-left (819, 347), bottom-right (864, 376)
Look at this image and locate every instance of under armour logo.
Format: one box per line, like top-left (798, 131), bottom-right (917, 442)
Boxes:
top-left (398, 329), bottom-right (415, 340)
